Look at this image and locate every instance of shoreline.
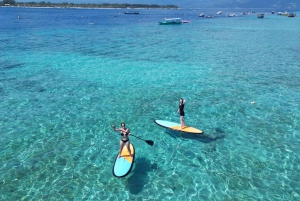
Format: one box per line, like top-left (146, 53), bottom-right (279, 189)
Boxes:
top-left (0, 6), bottom-right (182, 10)
top-left (1, 6), bottom-right (299, 11)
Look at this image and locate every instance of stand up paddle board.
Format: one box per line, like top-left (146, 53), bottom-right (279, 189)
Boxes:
top-left (112, 143), bottom-right (135, 178)
top-left (154, 120), bottom-right (203, 134)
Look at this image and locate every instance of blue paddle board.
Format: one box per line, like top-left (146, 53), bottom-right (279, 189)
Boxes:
top-left (112, 143), bottom-right (135, 178)
top-left (154, 120), bottom-right (203, 134)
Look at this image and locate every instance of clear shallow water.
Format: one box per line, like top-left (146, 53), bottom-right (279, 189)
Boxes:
top-left (0, 7), bottom-right (300, 200)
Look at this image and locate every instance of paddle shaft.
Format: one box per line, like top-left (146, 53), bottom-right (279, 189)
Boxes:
top-left (130, 134), bottom-right (144, 140)
top-left (130, 134), bottom-right (154, 146)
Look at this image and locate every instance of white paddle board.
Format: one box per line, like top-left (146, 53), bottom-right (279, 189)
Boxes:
top-left (154, 120), bottom-right (203, 134)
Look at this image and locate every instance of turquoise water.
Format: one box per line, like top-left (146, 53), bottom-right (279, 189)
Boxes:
top-left (1, 7), bottom-right (300, 200)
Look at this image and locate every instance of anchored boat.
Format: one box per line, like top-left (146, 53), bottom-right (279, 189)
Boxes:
top-left (159, 18), bottom-right (182, 25)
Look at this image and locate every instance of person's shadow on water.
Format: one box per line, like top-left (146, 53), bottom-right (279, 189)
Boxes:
top-left (125, 157), bottom-right (157, 195)
top-left (165, 127), bottom-right (225, 143)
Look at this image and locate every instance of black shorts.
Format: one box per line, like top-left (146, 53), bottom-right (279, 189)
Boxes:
top-left (180, 112), bottom-right (184, 116)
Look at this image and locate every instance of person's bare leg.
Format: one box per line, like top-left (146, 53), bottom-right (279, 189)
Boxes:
top-left (118, 140), bottom-right (124, 158)
top-left (126, 141), bottom-right (132, 158)
top-left (180, 116), bottom-right (185, 129)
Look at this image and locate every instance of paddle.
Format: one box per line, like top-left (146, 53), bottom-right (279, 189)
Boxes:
top-left (130, 134), bottom-right (154, 146)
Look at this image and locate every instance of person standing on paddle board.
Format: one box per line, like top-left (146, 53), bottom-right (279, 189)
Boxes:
top-left (111, 123), bottom-right (133, 158)
top-left (177, 98), bottom-right (186, 130)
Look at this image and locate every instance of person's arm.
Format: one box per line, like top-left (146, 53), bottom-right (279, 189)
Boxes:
top-left (111, 125), bottom-right (120, 132)
top-left (183, 99), bottom-right (186, 104)
top-left (125, 128), bottom-right (130, 135)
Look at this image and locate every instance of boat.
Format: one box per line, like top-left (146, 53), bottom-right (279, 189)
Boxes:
top-left (227, 13), bottom-right (237, 17)
top-left (205, 15), bottom-right (214, 18)
top-left (242, 12), bottom-right (248, 15)
top-left (124, 11), bottom-right (139, 14)
top-left (159, 18), bottom-right (182, 25)
top-left (288, 13), bottom-right (296, 17)
top-left (217, 11), bottom-right (222, 15)
top-left (271, 11), bottom-right (275, 14)
top-left (199, 13), bottom-right (205, 17)
top-left (182, 20), bottom-right (190, 23)
top-left (257, 14), bottom-right (264, 18)
top-left (278, 11), bottom-right (289, 16)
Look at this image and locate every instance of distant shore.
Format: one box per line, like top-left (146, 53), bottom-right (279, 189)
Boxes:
top-left (0, 2), bottom-right (179, 9)
top-left (0, 6), bottom-right (181, 10)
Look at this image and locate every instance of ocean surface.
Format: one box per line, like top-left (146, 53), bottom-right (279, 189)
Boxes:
top-left (0, 7), bottom-right (300, 200)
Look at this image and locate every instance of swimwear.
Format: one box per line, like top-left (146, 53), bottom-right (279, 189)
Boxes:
top-left (179, 103), bottom-right (185, 116)
top-left (120, 133), bottom-right (129, 137)
top-left (121, 139), bottom-right (129, 143)
top-left (120, 131), bottom-right (129, 143)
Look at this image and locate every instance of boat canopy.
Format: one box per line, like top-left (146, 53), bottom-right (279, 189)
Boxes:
top-left (164, 18), bottom-right (182, 20)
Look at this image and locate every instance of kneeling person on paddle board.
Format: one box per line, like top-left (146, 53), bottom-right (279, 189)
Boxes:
top-left (111, 123), bottom-right (133, 158)
top-left (177, 98), bottom-right (186, 130)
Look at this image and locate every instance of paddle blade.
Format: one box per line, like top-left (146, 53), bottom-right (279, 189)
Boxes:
top-left (146, 140), bottom-right (154, 146)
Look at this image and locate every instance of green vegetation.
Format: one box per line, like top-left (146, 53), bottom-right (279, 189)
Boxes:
top-left (2, 0), bottom-right (16, 4)
top-left (0, 1), bottom-right (179, 9)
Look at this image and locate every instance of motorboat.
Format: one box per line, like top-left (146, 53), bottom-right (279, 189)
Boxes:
top-left (217, 11), bottom-right (222, 15)
top-left (257, 14), bottom-right (264, 18)
top-left (278, 12), bottom-right (289, 16)
top-left (199, 13), bottom-right (205, 17)
top-left (205, 15), bottom-right (214, 18)
top-left (124, 11), bottom-right (139, 14)
top-left (288, 13), bottom-right (296, 17)
top-left (159, 18), bottom-right (183, 25)
top-left (182, 20), bottom-right (191, 23)
top-left (227, 13), bottom-right (237, 17)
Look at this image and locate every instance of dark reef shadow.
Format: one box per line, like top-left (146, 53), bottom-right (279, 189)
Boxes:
top-left (0, 63), bottom-right (24, 70)
top-left (164, 128), bottom-right (225, 143)
top-left (125, 157), bottom-right (157, 195)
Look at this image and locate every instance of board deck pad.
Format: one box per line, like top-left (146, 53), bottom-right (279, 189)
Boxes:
top-left (112, 143), bottom-right (135, 178)
top-left (154, 120), bottom-right (203, 134)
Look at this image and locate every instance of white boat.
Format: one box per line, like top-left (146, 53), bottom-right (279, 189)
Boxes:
top-left (182, 20), bottom-right (190, 23)
top-left (217, 11), bottom-right (222, 15)
top-left (227, 13), bottom-right (237, 17)
top-left (159, 18), bottom-right (182, 25)
top-left (278, 11), bottom-right (289, 16)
